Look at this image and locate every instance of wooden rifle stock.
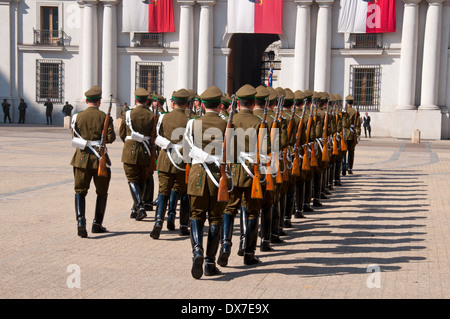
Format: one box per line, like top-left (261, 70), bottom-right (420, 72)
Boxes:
top-left (332, 104), bottom-right (339, 156)
top-left (217, 95), bottom-right (236, 202)
top-left (270, 96), bottom-right (284, 184)
top-left (310, 103), bottom-right (319, 167)
top-left (292, 105), bottom-right (306, 176)
top-left (282, 103), bottom-right (296, 181)
top-left (259, 98), bottom-right (274, 191)
top-left (321, 102), bottom-right (330, 162)
top-left (98, 95), bottom-right (113, 177)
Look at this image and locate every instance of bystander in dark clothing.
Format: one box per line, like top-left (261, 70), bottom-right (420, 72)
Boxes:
top-left (18, 99), bottom-right (27, 124)
top-left (363, 112), bottom-right (371, 138)
top-left (44, 99), bottom-right (53, 125)
top-left (2, 99), bottom-right (12, 123)
top-left (62, 101), bottom-right (74, 117)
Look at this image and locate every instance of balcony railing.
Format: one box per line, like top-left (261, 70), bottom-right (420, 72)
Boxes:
top-left (33, 29), bottom-right (68, 46)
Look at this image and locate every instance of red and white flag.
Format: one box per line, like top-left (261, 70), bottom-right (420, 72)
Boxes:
top-left (122, 0), bottom-right (175, 33)
top-left (337, 0), bottom-right (396, 33)
top-left (227, 0), bottom-right (283, 34)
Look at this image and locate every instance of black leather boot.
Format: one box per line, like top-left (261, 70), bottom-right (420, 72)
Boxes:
top-left (92, 194), bottom-right (108, 233)
top-left (178, 194), bottom-right (190, 236)
top-left (143, 176), bottom-right (154, 211)
top-left (237, 207), bottom-right (247, 256)
top-left (334, 160), bottom-right (342, 186)
top-left (303, 179), bottom-right (314, 212)
top-left (129, 182), bottom-right (147, 221)
top-left (190, 219), bottom-right (204, 279)
top-left (283, 192), bottom-right (294, 228)
top-left (294, 182), bottom-right (305, 218)
top-left (278, 195), bottom-right (287, 235)
top-left (217, 213), bottom-right (234, 267)
top-left (75, 193), bottom-right (87, 238)
top-left (167, 190), bottom-right (179, 231)
top-left (260, 206), bottom-right (273, 251)
top-left (150, 193), bottom-right (169, 239)
top-left (270, 202), bottom-right (283, 243)
top-left (313, 173), bottom-right (322, 207)
top-left (244, 218), bottom-right (261, 265)
top-left (204, 223), bottom-right (222, 276)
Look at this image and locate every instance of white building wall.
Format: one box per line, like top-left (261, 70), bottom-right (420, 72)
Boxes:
top-left (3, 0), bottom-right (450, 139)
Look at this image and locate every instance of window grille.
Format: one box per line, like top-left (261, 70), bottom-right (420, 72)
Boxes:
top-left (260, 58), bottom-right (281, 87)
top-left (134, 33), bottom-right (164, 47)
top-left (350, 33), bottom-right (382, 49)
top-left (36, 60), bottom-right (64, 103)
top-left (349, 64), bottom-right (381, 112)
top-left (135, 62), bottom-right (163, 94)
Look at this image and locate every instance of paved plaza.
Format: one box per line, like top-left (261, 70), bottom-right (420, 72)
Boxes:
top-left (0, 123), bottom-right (449, 302)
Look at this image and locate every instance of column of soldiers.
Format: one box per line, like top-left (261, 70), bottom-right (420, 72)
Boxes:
top-left (69, 84), bottom-right (361, 280)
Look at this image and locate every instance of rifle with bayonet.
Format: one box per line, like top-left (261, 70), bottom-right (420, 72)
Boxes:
top-left (282, 102), bottom-right (296, 181)
top-left (292, 103), bottom-right (306, 176)
top-left (270, 95), bottom-right (284, 184)
top-left (217, 95), bottom-right (236, 202)
top-left (98, 94), bottom-right (113, 177)
top-left (259, 97), bottom-right (274, 191)
top-left (321, 100), bottom-right (330, 162)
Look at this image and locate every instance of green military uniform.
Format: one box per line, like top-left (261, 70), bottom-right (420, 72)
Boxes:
top-left (278, 88), bottom-right (298, 231)
top-left (186, 86), bottom-right (228, 279)
top-left (70, 85), bottom-right (116, 238)
top-left (252, 86), bottom-right (275, 251)
top-left (218, 84), bottom-right (264, 267)
top-left (219, 94), bottom-right (232, 121)
top-left (150, 89), bottom-right (190, 239)
top-left (119, 87), bottom-right (154, 221)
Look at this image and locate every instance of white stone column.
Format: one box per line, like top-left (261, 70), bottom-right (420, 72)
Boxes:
top-left (197, 0), bottom-right (215, 94)
top-left (293, 0), bottom-right (313, 91)
top-left (396, 0), bottom-right (421, 110)
top-left (79, 0), bottom-right (99, 95)
top-left (101, 1), bottom-right (118, 101)
top-left (313, 0), bottom-right (333, 92)
top-left (438, 0), bottom-right (450, 107)
top-left (177, 0), bottom-right (195, 90)
top-left (419, 0), bottom-right (443, 110)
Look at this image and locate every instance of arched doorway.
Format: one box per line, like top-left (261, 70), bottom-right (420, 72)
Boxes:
top-left (227, 33), bottom-right (280, 94)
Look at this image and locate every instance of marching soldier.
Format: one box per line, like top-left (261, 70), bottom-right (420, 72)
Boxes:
top-left (343, 95), bottom-right (361, 175)
top-left (279, 88), bottom-right (298, 230)
top-left (150, 89), bottom-right (191, 239)
top-left (253, 85), bottom-right (275, 251)
top-left (184, 86), bottom-right (228, 279)
top-left (119, 88), bottom-right (154, 222)
top-left (333, 94), bottom-right (346, 186)
top-left (218, 84), bottom-right (263, 266)
top-left (70, 85), bottom-right (116, 237)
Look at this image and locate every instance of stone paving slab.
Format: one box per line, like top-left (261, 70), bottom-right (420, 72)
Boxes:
top-left (0, 124), bottom-right (449, 303)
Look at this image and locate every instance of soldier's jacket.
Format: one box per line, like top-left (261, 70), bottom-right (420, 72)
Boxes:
top-left (70, 106), bottom-right (116, 169)
top-left (341, 110), bottom-right (352, 140)
top-left (119, 105), bottom-right (154, 165)
top-left (253, 107), bottom-right (274, 156)
top-left (156, 108), bottom-right (188, 173)
top-left (346, 106), bottom-right (362, 141)
top-left (281, 108), bottom-right (299, 148)
top-left (268, 107), bottom-right (289, 153)
top-left (229, 108), bottom-right (262, 188)
top-left (187, 111), bottom-right (227, 196)
top-left (294, 106), bottom-right (315, 153)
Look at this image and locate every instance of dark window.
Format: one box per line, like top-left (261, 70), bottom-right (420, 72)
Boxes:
top-left (36, 60), bottom-right (64, 103)
top-left (350, 33), bottom-right (382, 49)
top-left (135, 62), bottom-right (163, 94)
top-left (134, 33), bottom-right (163, 47)
top-left (349, 65), bottom-right (381, 112)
